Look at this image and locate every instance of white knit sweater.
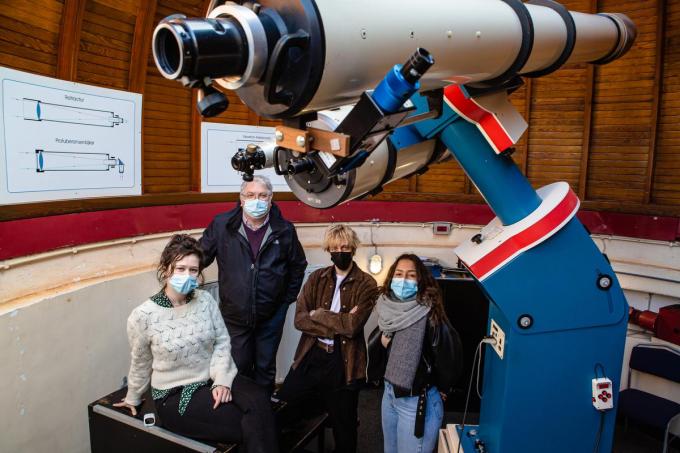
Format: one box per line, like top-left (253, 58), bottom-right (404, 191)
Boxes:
top-left (123, 289), bottom-right (238, 406)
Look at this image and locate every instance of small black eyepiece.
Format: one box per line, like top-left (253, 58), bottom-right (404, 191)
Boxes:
top-left (287, 157), bottom-right (316, 175)
top-left (400, 48), bottom-right (435, 84)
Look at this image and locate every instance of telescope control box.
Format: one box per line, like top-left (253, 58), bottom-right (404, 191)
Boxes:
top-left (592, 378), bottom-right (614, 411)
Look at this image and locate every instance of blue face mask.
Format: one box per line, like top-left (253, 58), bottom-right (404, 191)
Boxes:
top-left (243, 199), bottom-right (270, 219)
top-left (390, 277), bottom-right (418, 301)
top-left (169, 274), bottom-right (198, 295)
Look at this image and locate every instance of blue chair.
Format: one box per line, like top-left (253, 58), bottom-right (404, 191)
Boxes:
top-left (618, 344), bottom-right (680, 453)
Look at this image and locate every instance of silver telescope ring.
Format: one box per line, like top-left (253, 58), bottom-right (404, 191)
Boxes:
top-left (594, 13), bottom-right (637, 65)
top-left (152, 21), bottom-right (186, 81)
top-left (209, 4), bottom-right (268, 90)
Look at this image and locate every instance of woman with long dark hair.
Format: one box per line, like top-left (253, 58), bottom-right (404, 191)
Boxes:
top-left (114, 234), bottom-right (278, 453)
top-left (367, 253), bottom-right (463, 453)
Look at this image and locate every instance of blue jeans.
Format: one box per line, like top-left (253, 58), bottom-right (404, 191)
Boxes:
top-left (382, 381), bottom-right (444, 453)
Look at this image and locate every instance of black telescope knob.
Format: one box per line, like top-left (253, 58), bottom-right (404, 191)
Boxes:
top-left (197, 85), bottom-right (229, 117)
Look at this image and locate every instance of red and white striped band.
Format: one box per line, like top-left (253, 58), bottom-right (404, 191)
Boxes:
top-left (455, 182), bottom-right (580, 281)
top-left (443, 84), bottom-right (514, 154)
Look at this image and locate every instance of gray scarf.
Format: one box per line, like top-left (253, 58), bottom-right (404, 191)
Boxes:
top-left (376, 293), bottom-right (430, 334)
top-left (376, 293), bottom-right (430, 391)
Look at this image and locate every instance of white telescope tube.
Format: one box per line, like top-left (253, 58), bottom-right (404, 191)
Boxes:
top-left (309, 0), bottom-right (634, 111)
top-left (158, 0), bottom-right (635, 118)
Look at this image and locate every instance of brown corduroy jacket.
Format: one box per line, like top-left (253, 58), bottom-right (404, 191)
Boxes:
top-left (292, 263), bottom-right (379, 383)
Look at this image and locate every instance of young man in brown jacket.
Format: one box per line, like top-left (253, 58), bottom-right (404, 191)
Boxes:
top-left (275, 224), bottom-right (378, 453)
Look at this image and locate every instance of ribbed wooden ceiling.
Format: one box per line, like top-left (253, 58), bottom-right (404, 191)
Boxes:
top-left (1, 0), bottom-right (679, 220)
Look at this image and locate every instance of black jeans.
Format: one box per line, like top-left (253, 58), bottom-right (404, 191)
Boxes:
top-left (155, 375), bottom-right (279, 453)
top-left (276, 343), bottom-right (360, 453)
top-left (225, 302), bottom-right (289, 394)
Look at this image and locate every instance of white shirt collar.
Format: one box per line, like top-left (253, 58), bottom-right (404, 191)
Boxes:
top-left (242, 214), bottom-right (269, 231)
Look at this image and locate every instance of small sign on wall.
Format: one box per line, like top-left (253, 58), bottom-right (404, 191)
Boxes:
top-left (0, 67), bottom-right (142, 205)
top-left (201, 122), bottom-right (290, 193)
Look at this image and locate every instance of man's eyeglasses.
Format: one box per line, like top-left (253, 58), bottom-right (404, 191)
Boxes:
top-left (241, 192), bottom-right (271, 201)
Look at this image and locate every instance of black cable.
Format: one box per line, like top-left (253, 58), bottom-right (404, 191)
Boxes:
top-left (593, 411), bottom-right (605, 453)
top-left (476, 342), bottom-right (485, 399)
top-left (456, 340), bottom-right (484, 453)
top-left (593, 362), bottom-right (607, 452)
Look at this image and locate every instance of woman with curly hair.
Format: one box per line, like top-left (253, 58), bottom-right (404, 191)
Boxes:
top-left (367, 253), bottom-right (463, 453)
top-left (114, 234), bottom-right (278, 453)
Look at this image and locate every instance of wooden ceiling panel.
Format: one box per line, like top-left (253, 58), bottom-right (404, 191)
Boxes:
top-left (652, 0), bottom-right (680, 205)
top-left (0, 0), bottom-right (63, 76)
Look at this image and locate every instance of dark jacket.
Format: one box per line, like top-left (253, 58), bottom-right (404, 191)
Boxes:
top-left (200, 202), bottom-right (307, 326)
top-left (367, 313), bottom-right (463, 397)
top-left (293, 263), bottom-right (379, 384)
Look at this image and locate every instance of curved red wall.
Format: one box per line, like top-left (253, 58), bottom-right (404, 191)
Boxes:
top-left (1, 201), bottom-right (678, 261)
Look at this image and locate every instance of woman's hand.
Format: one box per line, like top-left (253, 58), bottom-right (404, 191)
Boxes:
top-left (113, 400), bottom-right (138, 416)
top-left (381, 333), bottom-right (391, 348)
top-left (212, 385), bottom-right (232, 409)
top-left (440, 392), bottom-right (448, 402)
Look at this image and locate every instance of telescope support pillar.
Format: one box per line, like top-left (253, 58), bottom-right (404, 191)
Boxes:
top-left (410, 87), bottom-right (629, 453)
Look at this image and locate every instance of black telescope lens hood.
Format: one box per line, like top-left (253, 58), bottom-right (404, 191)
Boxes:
top-left (153, 14), bottom-right (249, 81)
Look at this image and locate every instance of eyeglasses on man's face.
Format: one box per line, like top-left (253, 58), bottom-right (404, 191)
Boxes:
top-left (241, 192), bottom-right (272, 201)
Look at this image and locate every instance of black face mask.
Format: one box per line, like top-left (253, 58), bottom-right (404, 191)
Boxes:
top-left (330, 251), bottom-right (353, 271)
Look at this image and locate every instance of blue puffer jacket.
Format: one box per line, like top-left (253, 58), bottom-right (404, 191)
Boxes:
top-left (200, 202), bottom-right (307, 326)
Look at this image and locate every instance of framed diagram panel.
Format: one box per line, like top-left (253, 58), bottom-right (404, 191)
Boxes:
top-left (0, 67), bottom-right (142, 204)
top-left (201, 122), bottom-right (290, 193)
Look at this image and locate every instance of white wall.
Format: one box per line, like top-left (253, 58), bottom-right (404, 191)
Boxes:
top-left (1, 222), bottom-right (679, 452)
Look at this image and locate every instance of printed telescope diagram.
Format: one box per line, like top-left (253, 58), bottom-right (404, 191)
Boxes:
top-left (23, 98), bottom-right (125, 127)
top-left (35, 150), bottom-right (125, 173)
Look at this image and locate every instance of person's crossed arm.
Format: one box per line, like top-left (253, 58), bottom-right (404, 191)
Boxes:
top-left (309, 278), bottom-right (378, 338)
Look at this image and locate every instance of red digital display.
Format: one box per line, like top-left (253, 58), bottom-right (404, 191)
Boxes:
top-left (597, 383), bottom-right (609, 389)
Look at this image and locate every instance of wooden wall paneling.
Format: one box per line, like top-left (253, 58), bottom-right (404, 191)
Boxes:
top-left (575, 0), bottom-right (598, 200)
top-left (76, 0), bottom-right (137, 89)
top-left (128, 0), bottom-right (158, 92)
top-left (259, 118), bottom-right (283, 127)
top-left (578, 65), bottom-right (595, 199)
top-left (651, 0), bottom-right (680, 204)
top-left (379, 178), bottom-right (411, 194)
top-left (527, 67), bottom-right (588, 191)
top-left (408, 175), bottom-right (418, 192)
top-left (521, 79), bottom-right (533, 176)
top-left (520, 0), bottom-right (591, 194)
top-left (142, 0), bottom-right (204, 194)
top-left (413, 160), bottom-right (467, 195)
top-left (0, 0), bottom-right (64, 77)
top-left (248, 108), bottom-right (261, 125)
top-left (643, 0), bottom-right (667, 203)
top-left (463, 175), bottom-right (472, 195)
top-left (202, 91), bottom-right (259, 126)
top-left (586, 0), bottom-right (657, 202)
top-left (57, 0), bottom-right (86, 79)
top-left (191, 94), bottom-right (201, 191)
top-left (129, 0), bottom-right (158, 197)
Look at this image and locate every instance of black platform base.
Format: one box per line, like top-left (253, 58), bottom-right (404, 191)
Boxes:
top-left (88, 387), bottom-right (327, 453)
